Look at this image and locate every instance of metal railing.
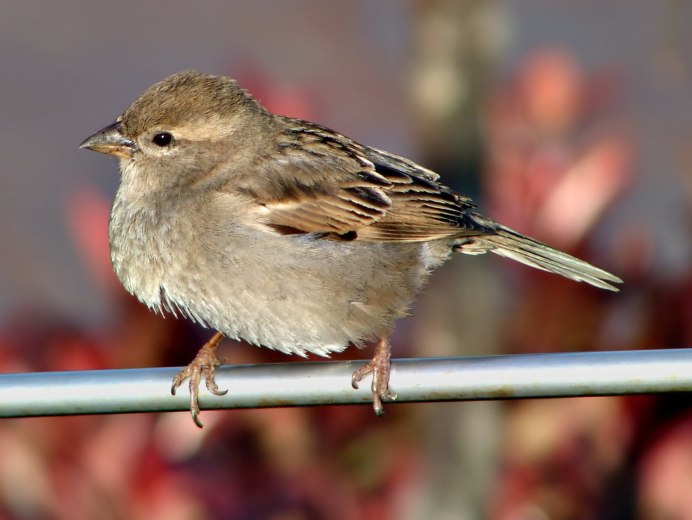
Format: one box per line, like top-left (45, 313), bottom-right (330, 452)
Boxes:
top-left (0, 349), bottom-right (690, 418)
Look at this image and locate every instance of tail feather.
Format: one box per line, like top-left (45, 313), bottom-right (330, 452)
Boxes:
top-left (457, 215), bottom-right (623, 291)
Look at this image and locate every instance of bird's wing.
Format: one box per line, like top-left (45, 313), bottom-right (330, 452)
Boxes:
top-left (226, 121), bottom-right (481, 242)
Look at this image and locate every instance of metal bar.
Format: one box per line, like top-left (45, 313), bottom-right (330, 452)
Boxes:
top-left (0, 349), bottom-right (691, 419)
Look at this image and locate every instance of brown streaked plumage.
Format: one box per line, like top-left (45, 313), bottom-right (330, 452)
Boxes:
top-left (80, 71), bottom-right (622, 427)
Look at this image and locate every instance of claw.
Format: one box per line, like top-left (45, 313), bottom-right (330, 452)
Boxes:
top-left (171, 332), bottom-right (226, 428)
top-left (351, 337), bottom-right (397, 415)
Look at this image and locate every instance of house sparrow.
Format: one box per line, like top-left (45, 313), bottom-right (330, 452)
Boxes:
top-left (80, 71), bottom-right (622, 427)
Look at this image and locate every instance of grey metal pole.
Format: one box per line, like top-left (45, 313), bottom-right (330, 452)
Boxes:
top-left (0, 349), bottom-right (691, 419)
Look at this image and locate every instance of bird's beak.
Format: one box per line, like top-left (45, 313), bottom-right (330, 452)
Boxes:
top-left (79, 121), bottom-right (137, 159)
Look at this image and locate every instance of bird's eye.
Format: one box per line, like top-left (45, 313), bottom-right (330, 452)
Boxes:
top-left (152, 132), bottom-right (173, 147)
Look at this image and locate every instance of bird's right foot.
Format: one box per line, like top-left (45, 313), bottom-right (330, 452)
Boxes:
top-left (171, 331), bottom-right (228, 428)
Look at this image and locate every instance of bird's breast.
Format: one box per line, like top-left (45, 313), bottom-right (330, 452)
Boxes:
top-left (108, 191), bottom-right (197, 311)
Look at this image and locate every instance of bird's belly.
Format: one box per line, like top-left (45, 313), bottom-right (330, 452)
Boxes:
top-left (159, 235), bottom-right (440, 356)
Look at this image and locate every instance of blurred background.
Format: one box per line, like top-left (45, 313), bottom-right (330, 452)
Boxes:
top-left (1, 1), bottom-right (692, 518)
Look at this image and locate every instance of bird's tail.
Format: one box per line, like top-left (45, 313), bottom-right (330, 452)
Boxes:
top-left (455, 213), bottom-right (623, 291)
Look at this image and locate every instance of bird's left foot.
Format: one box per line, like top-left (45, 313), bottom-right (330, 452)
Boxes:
top-left (351, 337), bottom-right (397, 415)
top-left (171, 331), bottom-right (227, 428)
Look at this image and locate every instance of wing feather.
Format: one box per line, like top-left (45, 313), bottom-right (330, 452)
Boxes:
top-left (225, 120), bottom-right (481, 241)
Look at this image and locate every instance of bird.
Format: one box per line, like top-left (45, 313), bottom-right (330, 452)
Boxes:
top-left (80, 71), bottom-right (622, 427)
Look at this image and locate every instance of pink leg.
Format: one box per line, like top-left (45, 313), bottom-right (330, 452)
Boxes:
top-left (171, 331), bottom-right (227, 428)
top-left (351, 337), bottom-right (397, 415)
